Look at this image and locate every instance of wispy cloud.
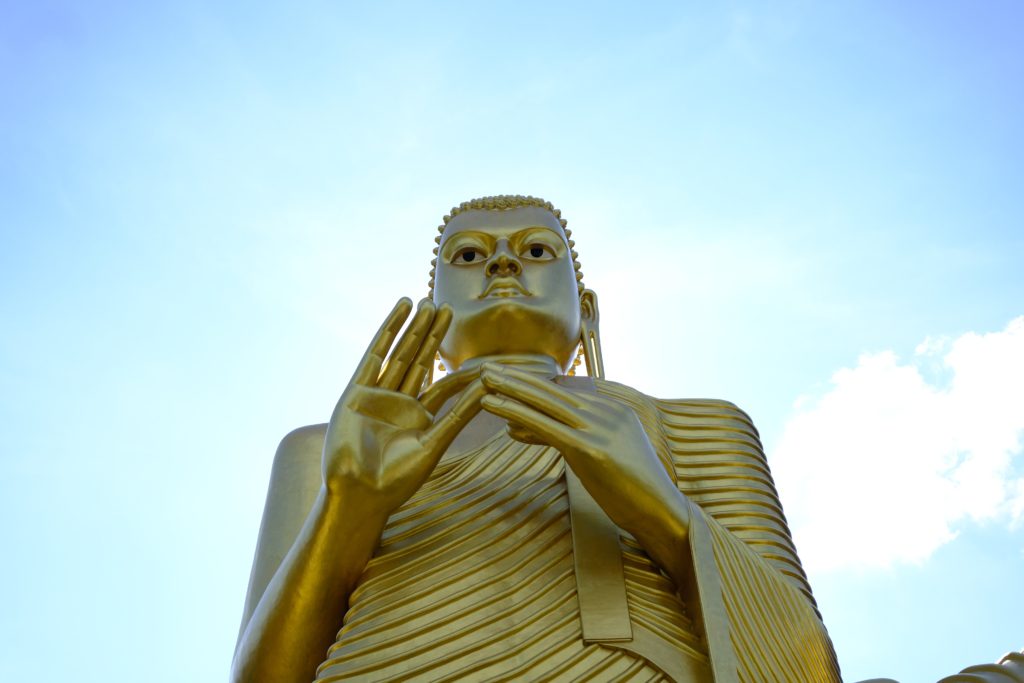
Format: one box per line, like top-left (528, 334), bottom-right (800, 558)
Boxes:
top-left (772, 316), bottom-right (1024, 573)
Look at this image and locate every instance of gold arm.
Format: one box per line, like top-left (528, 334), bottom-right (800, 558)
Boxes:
top-left (236, 425), bottom-right (326, 645)
top-left (596, 380), bottom-right (842, 681)
top-left (938, 649), bottom-right (1024, 682)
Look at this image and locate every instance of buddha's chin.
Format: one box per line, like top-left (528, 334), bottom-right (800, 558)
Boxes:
top-left (439, 299), bottom-right (580, 372)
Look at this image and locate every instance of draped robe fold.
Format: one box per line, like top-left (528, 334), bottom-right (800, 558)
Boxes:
top-left (312, 380), bottom-right (842, 682)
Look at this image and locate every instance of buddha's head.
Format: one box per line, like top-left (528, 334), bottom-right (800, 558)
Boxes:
top-left (429, 195), bottom-right (600, 375)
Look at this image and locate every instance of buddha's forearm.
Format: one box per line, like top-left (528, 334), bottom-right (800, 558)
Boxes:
top-left (628, 487), bottom-right (693, 591)
top-left (232, 487), bottom-right (388, 683)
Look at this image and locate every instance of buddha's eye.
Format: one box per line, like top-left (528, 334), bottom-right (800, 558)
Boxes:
top-left (522, 243), bottom-right (555, 260)
top-left (453, 248), bottom-right (484, 264)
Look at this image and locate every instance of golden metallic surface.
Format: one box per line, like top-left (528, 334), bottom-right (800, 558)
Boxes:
top-left (937, 650), bottom-right (1024, 683)
top-left (315, 424), bottom-right (705, 682)
top-left (232, 195), bottom-right (842, 682)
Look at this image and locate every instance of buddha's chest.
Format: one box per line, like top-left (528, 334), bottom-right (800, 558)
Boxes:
top-left (319, 442), bottom-right (578, 678)
top-left (362, 439), bottom-right (573, 595)
top-left (317, 438), bottom-right (703, 682)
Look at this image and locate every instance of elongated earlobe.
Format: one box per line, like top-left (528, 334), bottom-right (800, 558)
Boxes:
top-left (578, 289), bottom-right (604, 380)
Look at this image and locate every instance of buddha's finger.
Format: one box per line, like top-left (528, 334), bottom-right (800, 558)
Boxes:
top-left (481, 367), bottom-right (583, 427)
top-left (418, 365), bottom-right (481, 414)
top-left (352, 298), bottom-right (413, 386)
top-left (400, 304), bottom-right (452, 396)
top-left (480, 395), bottom-right (580, 453)
top-left (483, 364), bottom-right (588, 410)
top-left (378, 300), bottom-right (436, 391)
top-left (419, 379), bottom-right (488, 456)
top-left (488, 364), bottom-right (587, 408)
top-left (506, 423), bottom-right (548, 445)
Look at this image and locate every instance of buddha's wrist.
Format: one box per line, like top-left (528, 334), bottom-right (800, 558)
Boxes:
top-left (319, 484), bottom-right (391, 541)
top-left (628, 486), bottom-right (691, 578)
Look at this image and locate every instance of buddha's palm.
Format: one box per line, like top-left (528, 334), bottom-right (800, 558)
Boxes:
top-left (322, 299), bottom-right (485, 517)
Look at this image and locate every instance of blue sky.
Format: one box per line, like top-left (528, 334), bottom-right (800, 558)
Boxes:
top-left (1, 2), bottom-right (1022, 681)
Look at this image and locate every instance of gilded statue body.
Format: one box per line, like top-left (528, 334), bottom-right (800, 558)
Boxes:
top-left (232, 196), bottom-right (842, 682)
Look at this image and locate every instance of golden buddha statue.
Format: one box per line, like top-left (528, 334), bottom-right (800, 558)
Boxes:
top-left (232, 195), bottom-right (842, 682)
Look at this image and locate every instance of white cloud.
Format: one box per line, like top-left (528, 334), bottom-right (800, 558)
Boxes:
top-left (771, 317), bottom-right (1024, 573)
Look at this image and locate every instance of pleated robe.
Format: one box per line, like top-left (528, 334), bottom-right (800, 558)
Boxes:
top-left (313, 380), bottom-right (841, 683)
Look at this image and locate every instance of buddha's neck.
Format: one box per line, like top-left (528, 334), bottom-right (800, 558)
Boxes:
top-left (456, 353), bottom-right (563, 377)
top-left (439, 354), bottom-right (563, 455)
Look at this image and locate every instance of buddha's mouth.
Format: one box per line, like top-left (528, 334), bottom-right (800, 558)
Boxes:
top-left (479, 278), bottom-right (531, 299)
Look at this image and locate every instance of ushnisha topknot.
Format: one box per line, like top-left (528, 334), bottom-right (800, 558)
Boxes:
top-left (428, 194), bottom-right (583, 298)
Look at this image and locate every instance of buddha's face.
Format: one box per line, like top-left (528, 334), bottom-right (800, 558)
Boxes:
top-left (433, 206), bottom-right (582, 371)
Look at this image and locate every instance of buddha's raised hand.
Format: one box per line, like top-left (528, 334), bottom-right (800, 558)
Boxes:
top-left (322, 298), bottom-right (486, 517)
top-left (480, 364), bottom-right (691, 563)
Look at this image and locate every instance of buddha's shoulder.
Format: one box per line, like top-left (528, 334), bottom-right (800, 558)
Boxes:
top-left (273, 423), bottom-right (328, 466)
top-left (593, 378), bottom-right (759, 435)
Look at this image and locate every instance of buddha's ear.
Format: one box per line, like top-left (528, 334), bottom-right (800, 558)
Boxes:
top-left (579, 289), bottom-right (605, 379)
top-left (579, 289), bottom-right (599, 325)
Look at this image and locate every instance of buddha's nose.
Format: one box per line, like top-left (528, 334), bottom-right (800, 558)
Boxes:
top-left (486, 242), bottom-right (522, 277)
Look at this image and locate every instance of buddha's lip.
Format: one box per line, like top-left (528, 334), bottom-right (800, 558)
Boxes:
top-left (479, 278), bottom-right (531, 298)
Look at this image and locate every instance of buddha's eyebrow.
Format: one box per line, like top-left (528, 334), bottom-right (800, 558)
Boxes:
top-left (439, 231), bottom-right (492, 258)
top-left (510, 227), bottom-right (568, 250)
top-left (440, 226), bottom-right (567, 257)
top-left (512, 226), bottom-right (566, 241)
